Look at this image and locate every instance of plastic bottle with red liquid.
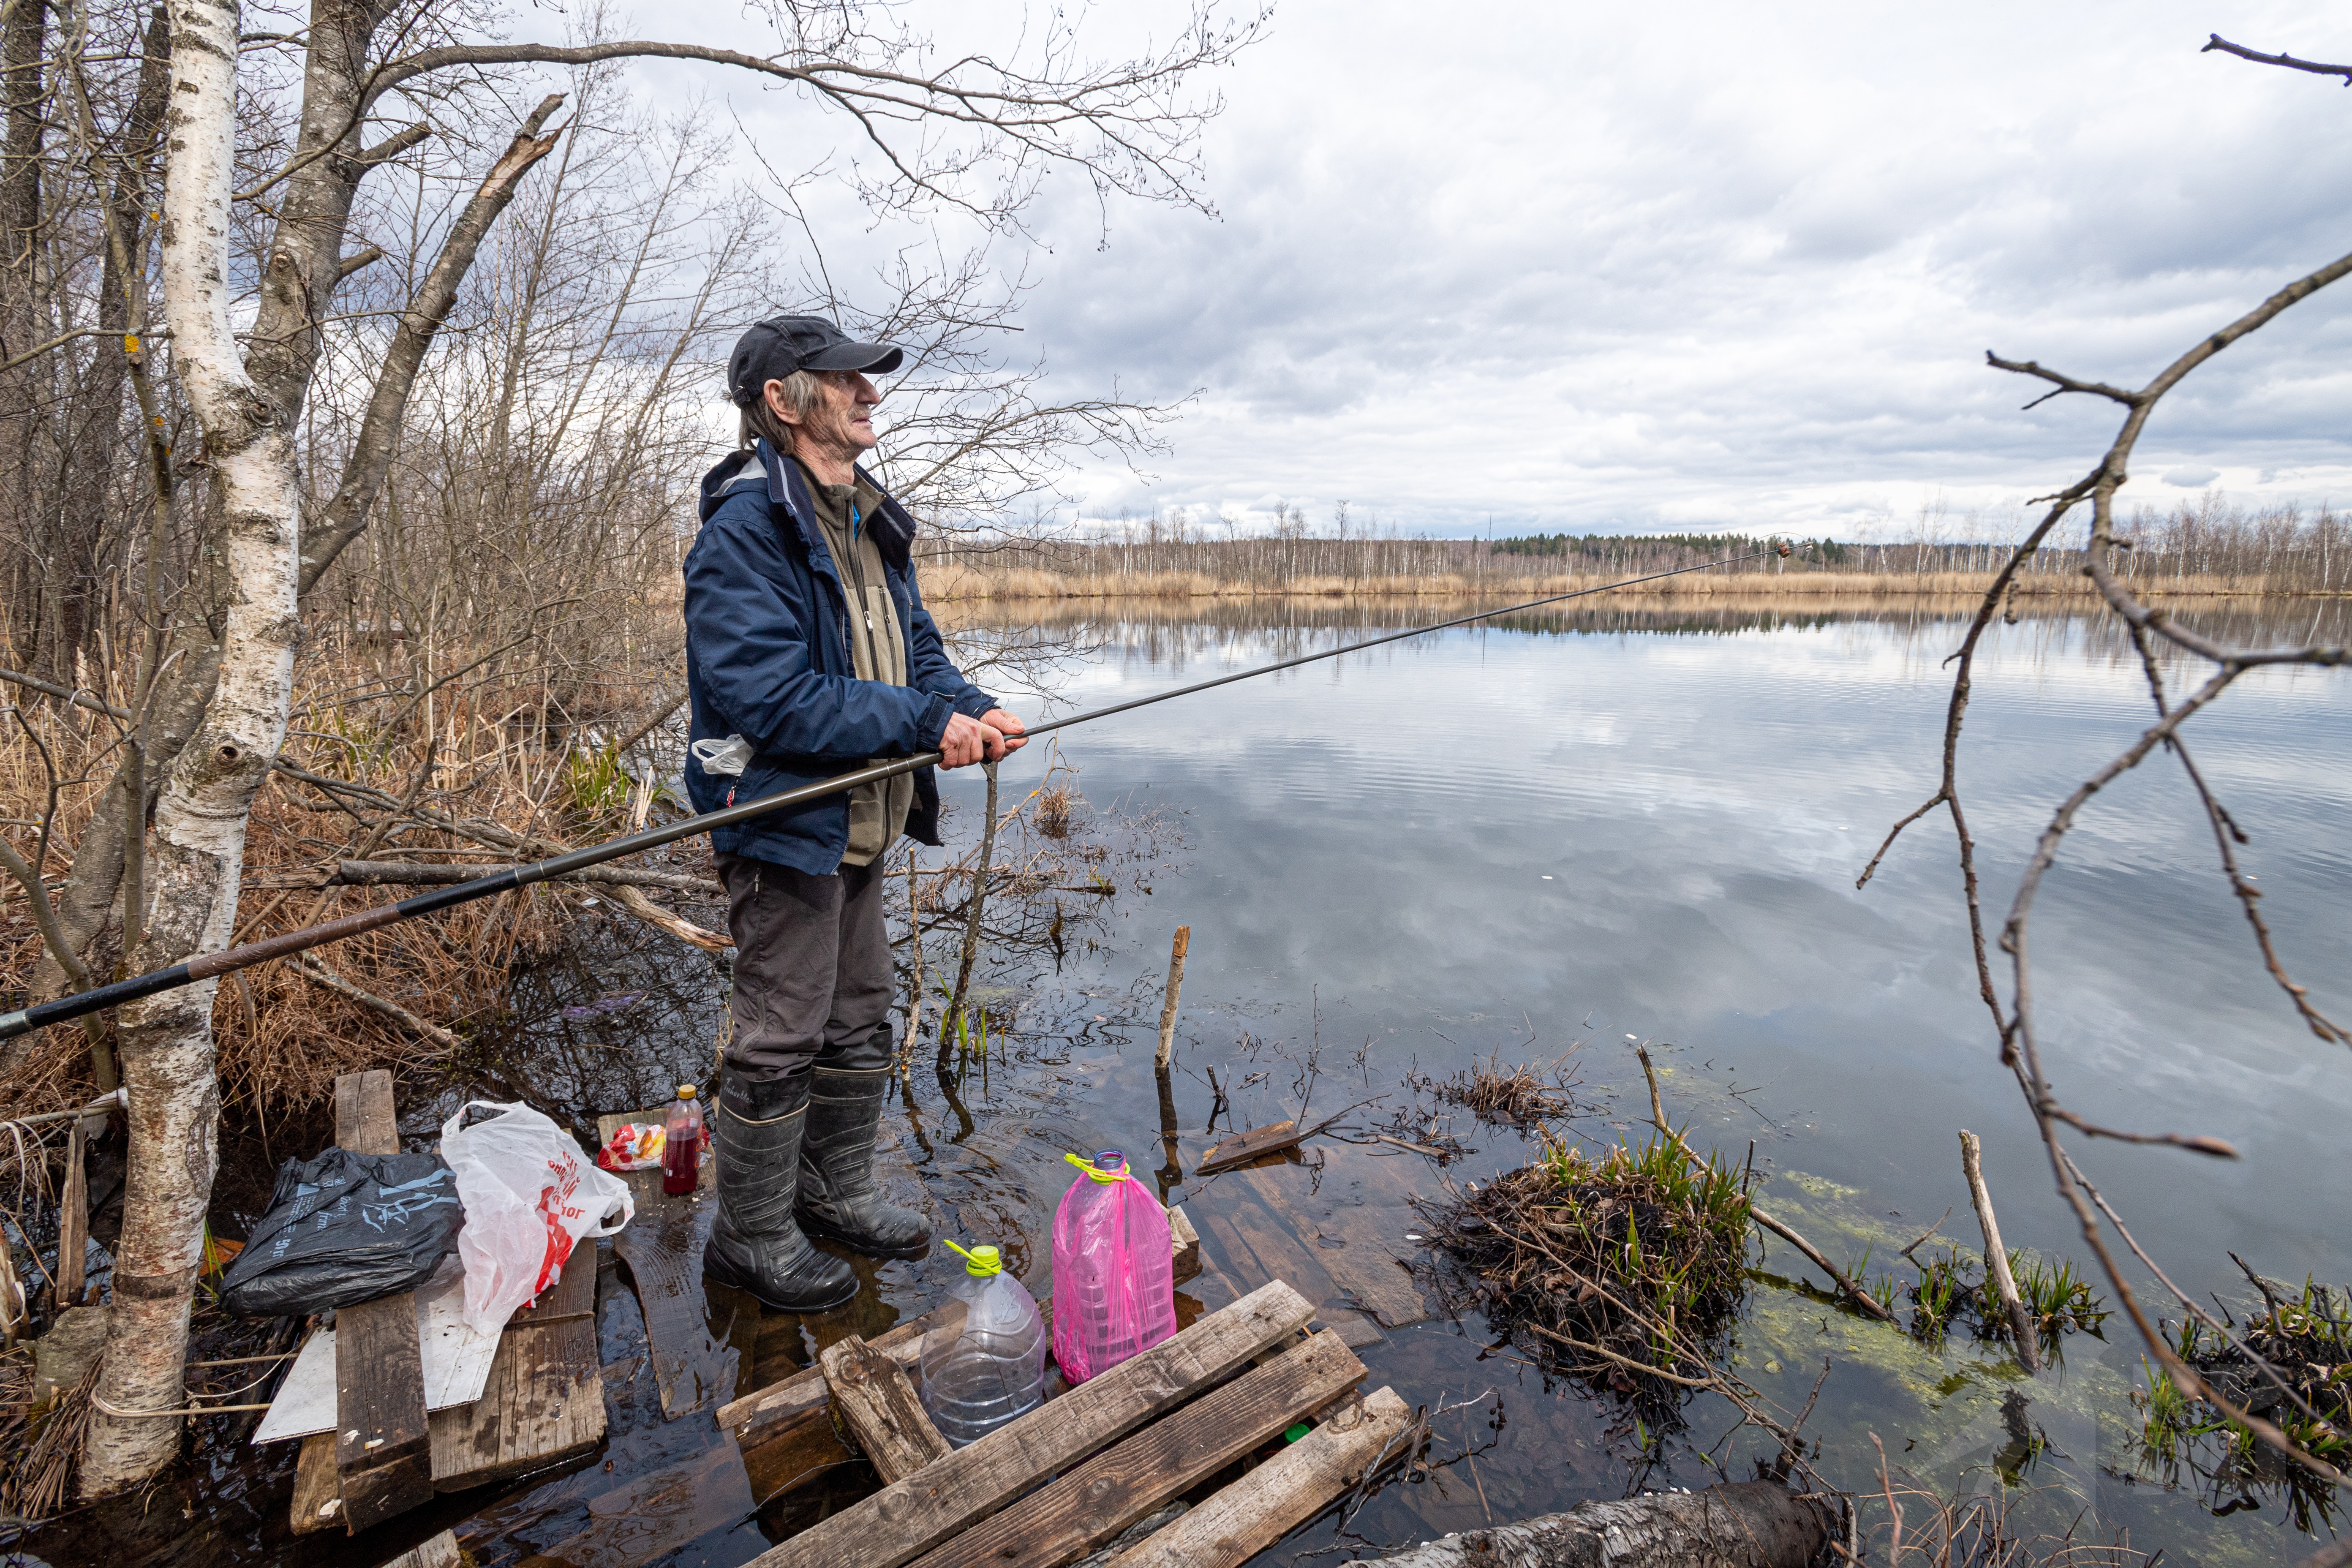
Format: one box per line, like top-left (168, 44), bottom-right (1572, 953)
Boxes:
top-left (662, 1083), bottom-right (705, 1196)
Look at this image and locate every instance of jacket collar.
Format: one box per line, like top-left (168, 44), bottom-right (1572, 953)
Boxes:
top-left (751, 441), bottom-right (916, 573)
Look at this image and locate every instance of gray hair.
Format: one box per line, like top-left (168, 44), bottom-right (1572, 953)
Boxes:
top-left (737, 368), bottom-right (825, 452)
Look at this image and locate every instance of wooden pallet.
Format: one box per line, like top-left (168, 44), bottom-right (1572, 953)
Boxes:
top-left (716, 1201), bottom-right (1204, 1503)
top-left (736, 1278), bottom-right (1410, 1568)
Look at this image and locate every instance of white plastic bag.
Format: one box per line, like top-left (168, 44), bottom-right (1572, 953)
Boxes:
top-left (690, 733), bottom-right (752, 776)
top-left (439, 1100), bottom-right (632, 1334)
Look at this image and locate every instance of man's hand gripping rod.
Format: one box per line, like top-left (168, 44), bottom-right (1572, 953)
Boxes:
top-left (1, 542), bottom-right (1791, 1041)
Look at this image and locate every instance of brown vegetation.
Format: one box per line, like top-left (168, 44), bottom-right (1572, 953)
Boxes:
top-left (915, 496), bottom-right (2352, 602)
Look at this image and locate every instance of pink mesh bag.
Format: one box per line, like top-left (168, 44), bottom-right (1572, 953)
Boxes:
top-left (1050, 1149), bottom-right (1176, 1384)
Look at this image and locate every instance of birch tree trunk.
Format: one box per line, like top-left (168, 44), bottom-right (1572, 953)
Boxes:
top-left (79, 0), bottom-right (301, 1496)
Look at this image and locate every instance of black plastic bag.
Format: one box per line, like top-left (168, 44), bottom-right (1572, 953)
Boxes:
top-left (218, 1146), bottom-right (465, 1317)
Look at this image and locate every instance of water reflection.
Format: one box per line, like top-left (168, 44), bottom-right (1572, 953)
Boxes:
top-left (436, 597), bottom-right (2351, 1568)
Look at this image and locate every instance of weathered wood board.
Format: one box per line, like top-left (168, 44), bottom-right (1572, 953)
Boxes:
top-left (291, 1431), bottom-right (341, 1535)
top-left (721, 1195), bottom-right (1200, 1475)
top-left (427, 1241), bottom-right (604, 1490)
top-left (1236, 1164), bottom-right (1429, 1329)
top-left (373, 1530), bottom-right (461, 1568)
top-left (253, 1257), bottom-right (504, 1444)
top-left (819, 1333), bottom-right (951, 1483)
top-left (1103, 1386), bottom-right (1413, 1568)
top-left (520, 1433), bottom-right (754, 1568)
top-left (1167, 1204), bottom-right (1201, 1284)
top-left (334, 1070), bottom-right (434, 1531)
top-left (749, 1280), bottom-right (1317, 1568)
top-left (1197, 1119), bottom-right (1299, 1176)
top-left (909, 1328), bottom-right (1367, 1568)
top-left (597, 1107), bottom-right (721, 1420)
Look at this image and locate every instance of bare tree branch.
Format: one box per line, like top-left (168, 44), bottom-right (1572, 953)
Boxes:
top-left (2202, 33), bottom-right (2352, 85)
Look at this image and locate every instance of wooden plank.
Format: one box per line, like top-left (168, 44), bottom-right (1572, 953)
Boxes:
top-left (1196, 1119), bottom-right (1298, 1176)
top-left (291, 1431), bottom-right (342, 1534)
top-left (819, 1333), bottom-right (950, 1483)
top-left (523, 1434), bottom-right (754, 1567)
top-left (909, 1328), bottom-right (1367, 1568)
top-left (719, 1302), bottom-right (946, 1447)
top-left (722, 1192), bottom-right (1185, 1479)
top-left (747, 1279), bottom-right (1317, 1568)
top-left (741, 1410), bottom-right (858, 1507)
top-left (1316, 1309), bottom-right (1385, 1350)
top-left (255, 1261), bottom-right (504, 1445)
top-left (1103, 1386), bottom-right (1413, 1568)
top-left (334, 1070), bottom-right (433, 1531)
top-left (1168, 1205), bottom-right (1201, 1286)
top-left (56, 1123), bottom-right (85, 1306)
top-left (597, 1107), bottom-right (719, 1421)
top-left (428, 1247), bottom-right (605, 1491)
top-left (1239, 1165), bottom-right (1428, 1329)
top-left (374, 1529), bottom-right (461, 1568)
top-left (1221, 1179), bottom-right (1341, 1309)
top-left (336, 1069), bottom-right (400, 1153)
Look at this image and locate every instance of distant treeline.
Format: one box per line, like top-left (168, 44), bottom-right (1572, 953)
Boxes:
top-left (1496, 531), bottom-right (1851, 565)
top-left (915, 498), bottom-right (2350, 595)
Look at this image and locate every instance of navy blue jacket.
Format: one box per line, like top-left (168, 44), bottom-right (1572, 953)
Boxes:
top-left (682, 439), bottom-right (995, 875)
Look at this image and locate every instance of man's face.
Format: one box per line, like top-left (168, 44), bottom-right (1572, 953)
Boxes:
top-left (773, 370), bottom-right (880, 457)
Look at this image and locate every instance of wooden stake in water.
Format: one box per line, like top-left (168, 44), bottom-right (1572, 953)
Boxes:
top-left (1155, 926), bottom-right (1191, 1069)
top-left (1959, 1130), bottom-right (2040, 1374)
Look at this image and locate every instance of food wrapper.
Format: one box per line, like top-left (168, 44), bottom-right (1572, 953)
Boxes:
top-left (596, 1122), bottom-right (667, 1172)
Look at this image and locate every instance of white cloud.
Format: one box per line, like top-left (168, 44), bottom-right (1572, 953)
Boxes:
top-left (612, 0), bottom-right (2352, 537)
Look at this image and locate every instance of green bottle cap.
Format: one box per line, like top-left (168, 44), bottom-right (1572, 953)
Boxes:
top-left (1283, 1422), bottom-right (1311, 1443)
top-left (941, 1238), bottom-right (1002, 1277)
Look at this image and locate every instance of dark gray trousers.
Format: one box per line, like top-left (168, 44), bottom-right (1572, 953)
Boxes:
top-left (716, 853), bottom-right (893, 1084)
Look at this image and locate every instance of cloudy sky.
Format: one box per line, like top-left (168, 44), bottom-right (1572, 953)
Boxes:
top-left (636, 0), bottom-right (2352, 539)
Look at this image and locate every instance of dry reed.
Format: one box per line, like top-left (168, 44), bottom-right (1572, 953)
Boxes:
top-left (919, 562), bottom-right (2331, 603)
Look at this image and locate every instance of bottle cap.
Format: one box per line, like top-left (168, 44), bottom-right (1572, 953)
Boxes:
top-left (940, 1239), bottom-right (1002, 1277)
top-left (678, 1084), bottom-right (697, 1099)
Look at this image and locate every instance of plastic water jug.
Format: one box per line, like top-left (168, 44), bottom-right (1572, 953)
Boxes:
top-left (919, 1241), bottom-right (1048, 1446)
top-left (1050, 1149), bottom-right (1176, 1384)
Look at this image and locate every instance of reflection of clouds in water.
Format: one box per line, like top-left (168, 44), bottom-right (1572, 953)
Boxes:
top-left (953, 606), bottom-right (2352, 1304)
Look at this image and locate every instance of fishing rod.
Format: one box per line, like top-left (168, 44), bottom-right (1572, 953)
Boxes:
top-left (1, 542), bottom-right (1790, 1041)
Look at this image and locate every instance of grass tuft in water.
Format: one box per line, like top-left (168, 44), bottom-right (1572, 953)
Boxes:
top-left (1424, 1127), bottom-right (1752, 1408)
top-left (1900, 1246), bottom-right (2107, 1351)
top-left (2134, 1274), bottom-right (2352, 1532)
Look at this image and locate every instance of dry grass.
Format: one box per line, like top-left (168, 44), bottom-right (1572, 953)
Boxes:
top-left (1424, 1130), bottom-right (1754, 1406)
top-left (1856, 1465), bottom-right (2154, 1568)
top-left (0, 1356), bottom-right (91, 1522)
top-left (916, 563), bottom-right (2345, 603)
top-left (1417, 1051), bottom-right (1581, 1128)
top-left (2, 632), bottom-right (691, 1116)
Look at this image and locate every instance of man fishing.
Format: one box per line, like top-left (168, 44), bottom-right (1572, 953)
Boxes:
top-left (683, 315), bottom-right (1026, 1311)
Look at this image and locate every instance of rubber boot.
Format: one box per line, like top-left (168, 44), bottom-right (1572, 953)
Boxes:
top-left (702, 1066), bottom-right (857, 1312)
top-left (797, 1024), bottom-right (931, 1259)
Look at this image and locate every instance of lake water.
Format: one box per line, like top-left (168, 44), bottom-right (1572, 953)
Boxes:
top-left (908, 596), bottom-right (2352, 1566)
top-left (131, 596), bottom-right (2349, 1568)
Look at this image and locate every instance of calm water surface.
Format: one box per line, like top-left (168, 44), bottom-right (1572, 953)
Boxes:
top-left (158, 598), bottom-right (2350, 1568)
top-left (911, 598), bottom-right (2352, 1567)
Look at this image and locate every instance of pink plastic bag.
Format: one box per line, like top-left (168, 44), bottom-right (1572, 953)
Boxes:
top-left (1051, 1149), bottom-right (1176, 1384)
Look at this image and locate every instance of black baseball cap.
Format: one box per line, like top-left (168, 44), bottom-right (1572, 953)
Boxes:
top-left (727, 315), bottom-right (904, 406)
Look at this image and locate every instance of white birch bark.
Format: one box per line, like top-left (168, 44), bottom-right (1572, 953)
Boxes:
top-left (79, 0), bottom-right (301, 1497)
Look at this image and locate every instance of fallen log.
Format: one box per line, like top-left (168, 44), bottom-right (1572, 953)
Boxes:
top-left (1341, 1481), bottom-right (1839, 1568)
